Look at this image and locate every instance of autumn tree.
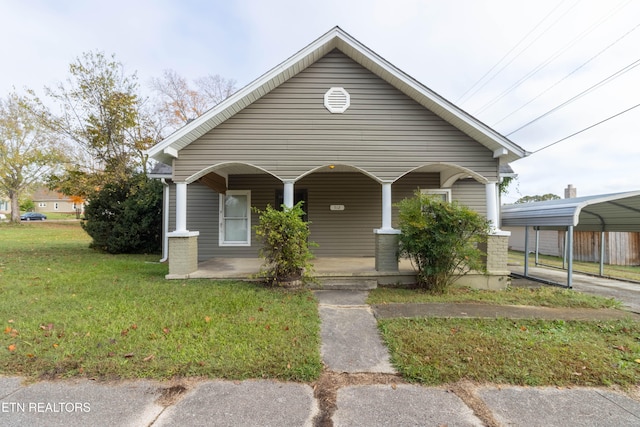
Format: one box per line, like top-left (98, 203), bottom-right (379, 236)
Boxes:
top-left (37, 51), bottom-right (161, 197)
top-left (150, 69), bottom-right (236, 130)
top-left (0, 92), bottom-right (67, 222)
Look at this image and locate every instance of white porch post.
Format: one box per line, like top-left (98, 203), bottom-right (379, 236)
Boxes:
top-left (167, 182), bottom-right (199, 279)
top-left (283, 181), bottom-right (294, 208)
top-left (374, 181), bottom-right (400, 272)
top-left (175, 182), bottom-right (188, 232)
top-left (381, 182), bottom-right (393, 231)
top-left (485, 181), bottom-right (499, 232)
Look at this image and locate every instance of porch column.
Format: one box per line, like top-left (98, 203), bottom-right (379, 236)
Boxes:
top-left (381, 182), bottom-right (393, 231)
top-left (283, 180), bottom-right (294, 208)
top-left (175, 182), bottom-right (188, 233)
top-left (375, 181), bottom-right (400, 272)
top-left (167, 182), bottom-right (200, 279)
top-left (485, 181), bottom-right (499, 232)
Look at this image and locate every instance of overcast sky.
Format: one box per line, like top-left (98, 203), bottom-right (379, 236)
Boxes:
top-left (2, 0), bottom-right (639, 203)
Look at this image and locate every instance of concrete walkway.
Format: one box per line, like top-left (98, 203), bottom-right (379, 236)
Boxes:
top-left (315, 290), bottom-right (395, 374)
top-left (3, 275), bottom-right (640, 426)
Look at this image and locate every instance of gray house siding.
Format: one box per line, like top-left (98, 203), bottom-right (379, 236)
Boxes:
top-left (172, 50), bottom-right (499, 184)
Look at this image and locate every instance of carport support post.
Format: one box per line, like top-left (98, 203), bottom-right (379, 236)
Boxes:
top-left (524, 226), bottom-right (529, 277)
top-left (535, 227), bottom-right (540, 266)
top-left (600, 231), bottom-right (605, 277)
top-left (567, 225), bottom-right (574, 288)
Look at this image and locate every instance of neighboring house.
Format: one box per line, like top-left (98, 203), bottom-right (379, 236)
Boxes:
top-left (147, 27), bottom-right (527, 285)
top-left (32, 188), bottom-right (83, 215)
top-left (0, 198), bottom-right (9, 215)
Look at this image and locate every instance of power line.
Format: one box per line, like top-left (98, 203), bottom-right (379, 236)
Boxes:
top-left (493, 21), bottom-right (640, 128)
top-left (532, 102), bottom-right (640, 154)
top-left (506, 57), bottom-right (640, 136)
top-left (455, 0), bottom-right (569, 104)
top-left (474, 0), bottom-right (632, 115)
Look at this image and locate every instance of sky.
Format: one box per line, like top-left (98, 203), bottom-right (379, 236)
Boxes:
top-left (1, 0), bottom-right (639, 204)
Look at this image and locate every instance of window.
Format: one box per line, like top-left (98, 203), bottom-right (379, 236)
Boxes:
top-left (420, 189), bottom-right (451, 202)
top-left (54, 202), bottom-right (59, 210)
top-left (219, 190), bottom-right (251, 246)
top-left (38, 202), bottom-right (47, 207)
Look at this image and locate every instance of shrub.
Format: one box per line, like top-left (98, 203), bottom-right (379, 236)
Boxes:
top-left (253, 202), bottom-right (316, 287)
top-left (81, 172), bottom-right (162, 254)
top-left (396, 191), bottom-right (489, 294)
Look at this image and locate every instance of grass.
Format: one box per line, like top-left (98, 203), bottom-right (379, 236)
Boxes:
top-left (0, 222), bottom-right (322, 382)
top-left (509, 250), bottom-right (640, 282)
top-left (368, 285), bottom-right (621, 309)
top-left (380, 317), bottom-right (640, 388)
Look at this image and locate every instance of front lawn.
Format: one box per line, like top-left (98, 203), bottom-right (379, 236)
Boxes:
top-left (368, 285), bottom-right (621, 309)
top-left (380, 317), bottom-right (640, 388)
top-left (0, 222), bottom-right (322, 381)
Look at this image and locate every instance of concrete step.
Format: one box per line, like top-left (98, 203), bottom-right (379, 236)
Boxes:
top-left (311, 277), bottom-right (378, 290)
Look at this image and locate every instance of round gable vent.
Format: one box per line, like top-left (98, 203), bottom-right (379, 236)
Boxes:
top-left (324, 87), bottom-right (350, 113)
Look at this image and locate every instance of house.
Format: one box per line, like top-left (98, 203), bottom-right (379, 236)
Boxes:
top-left (147, 27), bottom-right (527, 287)
top-left (32, 187), bottom-right (83, 215)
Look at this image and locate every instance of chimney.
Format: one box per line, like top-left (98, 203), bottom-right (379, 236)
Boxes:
top-left (564, 184), bottom-right (577, 199)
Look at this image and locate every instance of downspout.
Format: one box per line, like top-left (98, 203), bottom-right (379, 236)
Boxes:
top-left (159, 179), bottom-right (170, 262)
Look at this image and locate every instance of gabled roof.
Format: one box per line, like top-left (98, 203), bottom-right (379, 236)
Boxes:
top-left (501, 191), bottom-right (640, 231)
top-left (147, 26), bottom-right (528, 165)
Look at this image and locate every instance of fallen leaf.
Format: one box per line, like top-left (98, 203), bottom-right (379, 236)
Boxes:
top-left (143, 354), bottom-right (155, 362)
top-left (8, 344), bottom-right (16, 352)
top-left (52, 343), bottom-right (59, 348)
top-left (258, 307), bottom-right (264, 312)
top-left (26, 353), bottom-right (34, 358)
top-left (4, 326), bottom-right (11, 334)
top-left (121, 329), bottom-right (129, 336)
top-left (123, 353), bottom-right (134, 358)
top-left (8, 319), bottom-right (14, 323)
top-left (162, 327), bottom-right (170, 334)
top-left (635, 359), bottom-right (640, 364)
top-left (520, 325), bottom-right (528, 331)
top-left (265, 324), bottom-right (271, 330)
top-left (205, 316), bottom-right (211, 323)
top-left (613, 345), bottom-right (629, 352)
top-left (130, 324), bottom-right (138, 330)
top-left (391, 384), bottom-right (397, 390)
top-left (287, 363), bottom-right (291, 369)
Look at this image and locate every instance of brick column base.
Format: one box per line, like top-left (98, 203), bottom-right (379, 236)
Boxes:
top-left (466, 232), bottom-right (511, 290)
top-left (374, 230), bottom-right (400, 272)
top-left (167, 232), bottom-right (199, 279)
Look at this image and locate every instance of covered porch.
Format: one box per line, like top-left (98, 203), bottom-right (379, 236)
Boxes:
top-left (179, 255), bottom-right (509, 290)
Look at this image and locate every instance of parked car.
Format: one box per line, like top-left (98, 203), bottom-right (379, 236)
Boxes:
top-left (20, 212), bottom-right (47, 221)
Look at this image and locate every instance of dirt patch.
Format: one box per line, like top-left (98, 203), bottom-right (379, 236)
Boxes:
top-left (312, 370), bottom-right (406, 427)
top-left (156, 383), bottom-right (189, 406)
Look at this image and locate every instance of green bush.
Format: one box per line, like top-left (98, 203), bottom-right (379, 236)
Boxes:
top-left (81, 172), bottom-right (162, 254)
top-left (253, 202), bottom-right (316, 287)
top-left (397, 191), bottom-right (489, 294)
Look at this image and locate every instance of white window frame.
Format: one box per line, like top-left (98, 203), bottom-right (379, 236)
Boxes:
top-left (54, 202), bottom-right (59, 211)
top-left (420, 189), bottom-right (452, 202)
top-left (219, 190), bottom-right (251, 247)
top-left (38, 202), bottom-right (47, 207)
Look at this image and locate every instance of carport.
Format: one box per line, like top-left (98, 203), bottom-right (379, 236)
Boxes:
top-left (501, 191), bottom-right (640, 288)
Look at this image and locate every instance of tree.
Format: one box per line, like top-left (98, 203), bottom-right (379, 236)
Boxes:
top-left (515, 194), bottom-right (561, 204)
top-left (37, 51), bottom-right (161, 197)
top-left (0, 92), bottom-right (66, 222)
top-left (81, 172), bottom-right (162, 254)
top-left (150, 69), bottom-right (236, 130)
top-left (396, 191), bottom-right (490, 294)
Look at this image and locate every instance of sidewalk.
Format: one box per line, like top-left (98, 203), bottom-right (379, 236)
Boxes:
top-left (2, 278), bottom-right (640, 426)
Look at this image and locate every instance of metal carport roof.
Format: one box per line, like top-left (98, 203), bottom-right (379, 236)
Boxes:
top-left (501, 191), bottom-right (640, 287)
top-left (502, 191), bottom-right (640, 232)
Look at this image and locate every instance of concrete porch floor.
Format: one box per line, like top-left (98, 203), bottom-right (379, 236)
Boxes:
top-left (188, 257), bottom-right (418, 285)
